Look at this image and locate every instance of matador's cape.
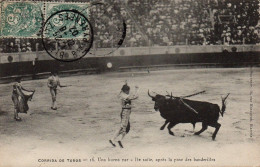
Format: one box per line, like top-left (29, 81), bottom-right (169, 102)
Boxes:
top-left (12, 83), bottom-right (35, 113)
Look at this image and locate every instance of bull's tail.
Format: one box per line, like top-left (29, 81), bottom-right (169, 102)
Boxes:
top-left (220, 93), bottom-right (230, 117)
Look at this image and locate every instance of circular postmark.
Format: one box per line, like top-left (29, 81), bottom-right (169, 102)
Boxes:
top-left (41, 10), bottom-right (93, 62)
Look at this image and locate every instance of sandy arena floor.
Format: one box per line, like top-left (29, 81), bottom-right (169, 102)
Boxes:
top-left (0, 67), bottom-right (260, 167)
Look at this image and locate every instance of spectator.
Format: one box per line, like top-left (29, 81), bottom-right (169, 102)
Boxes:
top-left (0, 0), bottom-right (259, 52)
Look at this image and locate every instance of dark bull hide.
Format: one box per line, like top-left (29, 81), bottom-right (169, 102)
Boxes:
top-left (148, 90), bottom-right (229, 140)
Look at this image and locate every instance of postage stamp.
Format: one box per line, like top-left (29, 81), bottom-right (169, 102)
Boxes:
top-left (42, 9), bottom-right (93, 62)
top-left (0, 1), bottom-right (44, 38)
top-left (0, 0), bottom-right (94, 61)
top-left (44, 2), bottom-right (89, 21)
top-left (42, 2), bottom-right (93, 62)
top-left (0, 1), bottom-right (126, 59)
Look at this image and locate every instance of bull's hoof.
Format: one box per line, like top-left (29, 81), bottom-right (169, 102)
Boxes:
top-left (169, 131), bottom-right (174, 136)
top-left (160, 127), bottom-right (165, 130)
top-left (212, 135), bottom-right (216, 141)
top-left (194, 132), bottom-right (200, 135)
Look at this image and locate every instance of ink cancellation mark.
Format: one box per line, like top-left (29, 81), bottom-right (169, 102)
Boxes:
top-left (41, 10), bottom-right (93, 62)
top-left (86, 2), bottom-right (126, 56)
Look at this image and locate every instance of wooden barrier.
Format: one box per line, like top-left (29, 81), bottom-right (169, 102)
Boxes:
top-left (0, 45), bottom-right (259, 78)
top-left (1, 45), bottom-right (259, 64)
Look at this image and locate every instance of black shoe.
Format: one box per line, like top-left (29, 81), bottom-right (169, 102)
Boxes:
top-left (51, 107), bottom-right (57, 110)
top-left (118, 141), bottom-right (123, 148)
top-left (109, 140), bottom-right (116, 147)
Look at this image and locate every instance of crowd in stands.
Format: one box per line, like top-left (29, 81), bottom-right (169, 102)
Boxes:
top-left (214, 0), bottom-right (259, 45)
top-left (126, 0), bottom-right (214, 46)
top-left (0, 38), bottom-right (43, 53)
top-left (0, 0), bottom-right (259, 53)
top-left (126, 0), bottom-right (259, 46)
top-left (89, 0), bottom-right (126, 48)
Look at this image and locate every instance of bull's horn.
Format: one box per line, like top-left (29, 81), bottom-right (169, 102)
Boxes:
top-left (148, 90), bottom-right (154, 98)
top-left (222, 93), bottom-right (230, 102)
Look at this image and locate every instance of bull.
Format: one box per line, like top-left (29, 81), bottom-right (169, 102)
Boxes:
top-left (148, 90), bottom-right (229, 140)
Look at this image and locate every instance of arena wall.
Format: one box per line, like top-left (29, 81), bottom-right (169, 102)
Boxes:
top-left (0, 45), bottom-right (259, 78)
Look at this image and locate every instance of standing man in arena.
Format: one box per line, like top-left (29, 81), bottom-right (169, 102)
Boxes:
top-left (47, 71), bottom-right (66, 110)
top-left (12, 77), bottom-right (35, 121)
top-left (109, 80), bottom-right (139, 148)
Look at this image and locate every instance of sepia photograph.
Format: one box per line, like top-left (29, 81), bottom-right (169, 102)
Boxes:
top-left (0, 0), bottom-right (259, 166)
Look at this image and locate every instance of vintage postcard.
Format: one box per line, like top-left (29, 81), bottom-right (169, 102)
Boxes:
top-left (0, 0), bottom-right (259, 167)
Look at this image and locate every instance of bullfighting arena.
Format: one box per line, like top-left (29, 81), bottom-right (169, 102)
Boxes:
top-left (0, 67), bottom-right (260, 167)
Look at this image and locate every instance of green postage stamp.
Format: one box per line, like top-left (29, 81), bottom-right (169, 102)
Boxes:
top-left (0, 0), bottom-right (125, 60)
top-left (0, 0), bottom-right (93, 61)
top-left (0, 0), bottom-right (89, 38)
top-left (0, 1), bottom-right (44, 38)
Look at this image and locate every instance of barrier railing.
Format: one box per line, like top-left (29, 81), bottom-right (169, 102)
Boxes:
top-left (0, 45), bottom-right (259, 64)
